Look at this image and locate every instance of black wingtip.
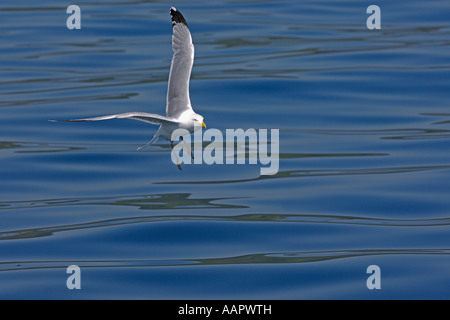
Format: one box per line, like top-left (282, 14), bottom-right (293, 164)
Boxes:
top-left (170, 6), bottom-right (188, 28)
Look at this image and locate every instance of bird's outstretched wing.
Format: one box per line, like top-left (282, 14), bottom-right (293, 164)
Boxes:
top-left (50, 112), bottom-right (177, 125)
top-left (166, 7), bottom-right (194, 118)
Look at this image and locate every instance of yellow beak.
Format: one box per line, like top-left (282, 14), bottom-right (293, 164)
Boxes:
top-left (201, 121), bottom-right (206, 128)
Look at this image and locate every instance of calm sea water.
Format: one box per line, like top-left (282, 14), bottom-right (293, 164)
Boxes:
top-left (0, 0), bottom-right (449, 299)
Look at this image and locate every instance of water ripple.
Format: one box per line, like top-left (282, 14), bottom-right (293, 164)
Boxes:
top-left (156, 165), bottom-right (450, 185)
top-left (0, 193), bottom-right (247, 212)
top-left (0, 212), bottom-right (448, 241)
top-left (1, 248), bottom-right (449, 272)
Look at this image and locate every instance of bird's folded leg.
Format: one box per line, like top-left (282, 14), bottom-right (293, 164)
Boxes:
top-left (171, 141), bottom-right (182, 171)
top-left (180, 136), bottom-right (194, 159)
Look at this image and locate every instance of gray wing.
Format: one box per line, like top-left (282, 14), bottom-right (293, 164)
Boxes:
top-left (166, 7), bottom-right (194, 118)
top-left (50, 112), bottom-right (178, 125)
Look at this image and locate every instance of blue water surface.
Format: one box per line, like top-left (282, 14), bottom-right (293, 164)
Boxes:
top-left (0, 0), bottom-right (449, 299)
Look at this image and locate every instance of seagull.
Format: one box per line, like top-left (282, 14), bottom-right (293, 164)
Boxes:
top-left (51, 7), bottom-right (205, 170)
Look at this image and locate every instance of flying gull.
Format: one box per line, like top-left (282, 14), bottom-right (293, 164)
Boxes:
top-left (52, 7), bottom-right (205, 170)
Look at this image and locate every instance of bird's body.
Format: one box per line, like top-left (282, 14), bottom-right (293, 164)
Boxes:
top-left (52, 7), bottom-right (205, 168)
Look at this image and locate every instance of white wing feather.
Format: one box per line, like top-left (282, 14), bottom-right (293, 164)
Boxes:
top-left (166, 7), bottom-right (194, 118)
top-left (50, 112), bottom-right (178, 125)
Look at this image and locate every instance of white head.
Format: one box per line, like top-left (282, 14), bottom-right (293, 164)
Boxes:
top-left (190, 113), bottom-right (206, 130)
top-left (177, 109), bottom-right (206, 132)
